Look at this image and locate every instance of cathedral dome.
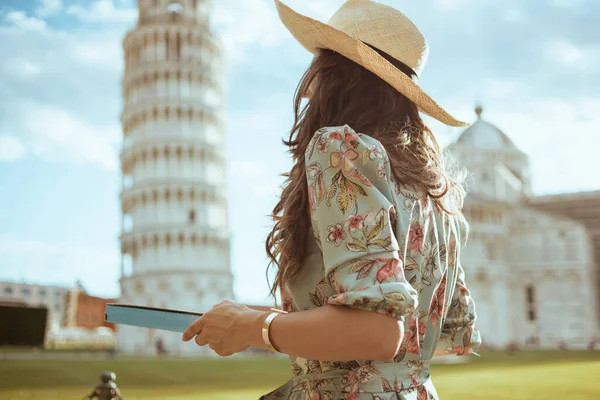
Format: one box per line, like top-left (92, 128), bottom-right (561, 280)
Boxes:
top-left (455, 106), bottom-right (518, 150)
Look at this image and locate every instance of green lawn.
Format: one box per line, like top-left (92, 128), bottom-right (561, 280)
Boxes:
top-left (1, 351), bottom-right (599, 399)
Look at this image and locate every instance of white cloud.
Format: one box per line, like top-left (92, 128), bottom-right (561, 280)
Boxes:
top-left (0, 234), bottom-right (121, 297)
top-left (70, 35), bottom-right (125, 71)
top-left (35, 0), bottom-right (63, 18)
top-left (288, 1), bottom-right (340, 20)
top-left (503, 7), bottom-right (526, 23)
top-left (1, 58), bottom-right (42, 78)
top-left (3, 11), bottom-right (47, 31)
top-left (480, 78), bottom-right (521, 99)
top-left (433, 0), bottom-right (470, 11)
top-left (545, 39), bottom-right (599, 70)
top-left (0, 4), bottom-right (131, 170)
top-left (213, 0), bottom-right (284, 61)
top-left (547, 39), bottom-right (585, 66)
top-left (66, 0), bottom-right (137, 23)
top-left (551, 0), bottom-right (588, 8)
top-left (0, 135), bottom-right (27, 163)
top-left (0, 7), bottom-right (129, 73)
top-left (18, 102), bottom-right (121, 170)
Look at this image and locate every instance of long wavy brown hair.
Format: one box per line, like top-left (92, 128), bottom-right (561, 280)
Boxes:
top-left (265, 47), bottom-right (467, 299)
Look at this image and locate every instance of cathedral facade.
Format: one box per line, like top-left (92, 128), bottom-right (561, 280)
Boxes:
top-left (117, 0), bottom-right (232, 356)
top-left (450, 107), bottom-right (600, 348)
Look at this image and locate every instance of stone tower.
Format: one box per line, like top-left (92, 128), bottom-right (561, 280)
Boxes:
top-left (118, 0), bottom-right (232, 356)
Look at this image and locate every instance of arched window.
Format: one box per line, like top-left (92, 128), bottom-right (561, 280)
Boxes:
top-left (167, 2), bottom-right (184, 22)
top-left (525, 285), bottom-right (536, 322)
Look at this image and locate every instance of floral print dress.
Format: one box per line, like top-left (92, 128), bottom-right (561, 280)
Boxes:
top-left (260, 125), bottom-right (482, 400)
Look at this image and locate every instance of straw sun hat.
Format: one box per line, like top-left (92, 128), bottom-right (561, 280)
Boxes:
top-left (275, 0), bottom-right (468, 127)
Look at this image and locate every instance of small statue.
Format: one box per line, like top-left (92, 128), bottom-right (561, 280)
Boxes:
top-left (83, 371), bottom-right (124, 400)
top-left (155, 338), bottom-right (167, 358)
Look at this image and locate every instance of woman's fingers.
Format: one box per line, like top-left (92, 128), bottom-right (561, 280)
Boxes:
top-left (209, 342), bottom-right (233, 357)
top-left (182, 317), bottom-right (203, 342)
top-left (195, 328), bottom-right (210, 347)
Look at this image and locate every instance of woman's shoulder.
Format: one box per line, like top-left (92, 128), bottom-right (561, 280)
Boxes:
top-left (307, 126), bottom-right (428, 203)
top-left (305, 125), bottom-right (388, 161)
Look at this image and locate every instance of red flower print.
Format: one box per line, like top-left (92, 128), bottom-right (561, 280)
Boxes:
top-left (385, 305), bottom-right (398, 316)
top-left (419, 196), bottom-right (429, 212)
top-left (407, 222), bottom-right (424, 253)
top-left (344, 382), bottom-right (359, 400)
top-left (410, 374), bottom-right (419, 386)
top-left (307, 185), bottom-right (315, 210)
top-left (308, 390), bottom-right (321, 400)
top-left (328, 130), bottom-right (343, 141)
top-left (415, 313), bottom-right (427, 334)
top-left (348, 370), bottom-right (358, 383)
top-left (330, 276), bottom-right (344, 294)
top-left (403, 313), bottom-right (424, 355)
top-left (282, 298), bottom-right (293, 313)
top-left (452, 346), bottom-right (470, 355)
top-left (341, 370), bottom-right (360, 400)
top-left (355, 365), bottom-right (376, 384)
top-left (352, 168), bottom-right (372, 187)
top-left (429, 277), bottom-right (447, 326)
top-left (327, 223), bottom-right (346, 246)
top-left (403, 328), bottom-right (420, 354)
top-left (344, 126), bottom-right (359, 149)
top-left (417, 387), bottom-right (429, 400)
top-left (345, 215), bottom-right (364, 232)
top-left (317, 139), bottom-right (329, 154)
top-left (375, 257), bottom-right (401, 283)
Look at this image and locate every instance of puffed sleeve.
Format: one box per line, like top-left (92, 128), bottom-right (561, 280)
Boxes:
top-left (305, 125), bottom-right (418, 321)
top-left (437, 261), bottom-right (482, 355)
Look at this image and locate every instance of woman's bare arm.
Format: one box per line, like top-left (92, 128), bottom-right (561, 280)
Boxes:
top-left (245, 305), bottom-right (404, 362)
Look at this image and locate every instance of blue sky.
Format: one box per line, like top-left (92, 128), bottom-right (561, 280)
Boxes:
top-left (1, 0), bottom-right (599, 305)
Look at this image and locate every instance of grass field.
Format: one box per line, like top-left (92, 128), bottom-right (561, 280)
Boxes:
top-left (1, 351), bottom-right (599, 399)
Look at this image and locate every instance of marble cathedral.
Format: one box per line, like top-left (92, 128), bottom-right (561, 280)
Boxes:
top-left (449, 106), bottom-right (600, 348)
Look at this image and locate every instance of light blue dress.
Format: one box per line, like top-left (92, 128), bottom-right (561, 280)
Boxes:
top-left (261, 126), bottom-right (482, 400)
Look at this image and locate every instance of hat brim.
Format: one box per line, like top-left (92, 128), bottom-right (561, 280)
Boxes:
top-left (274, 0), bottom-right (469, 127)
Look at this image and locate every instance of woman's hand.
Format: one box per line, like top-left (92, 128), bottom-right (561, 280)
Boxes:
top-left (181, 300), bottom-right (267, 356)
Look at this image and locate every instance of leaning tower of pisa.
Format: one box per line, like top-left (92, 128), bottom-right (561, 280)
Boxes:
top-left (117, 0), bottom-right (232, 356)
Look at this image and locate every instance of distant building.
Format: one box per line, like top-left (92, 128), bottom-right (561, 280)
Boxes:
top-left (448, 106), bottom-right (599, 348)
top-left (0, 281), bottom-right (69, 332)
top-left (0, 302), bottom-right (48, 347)
top-left (63, 284), bottom-right (118, 332)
